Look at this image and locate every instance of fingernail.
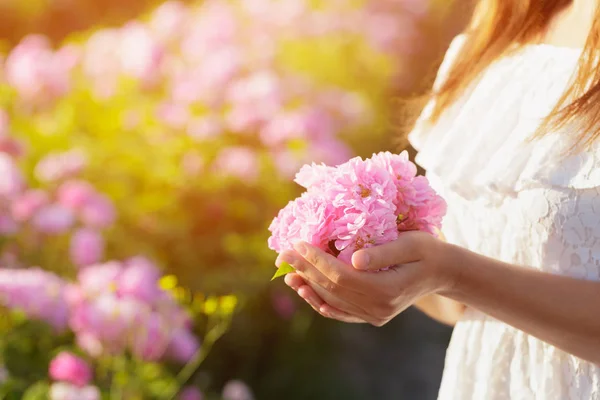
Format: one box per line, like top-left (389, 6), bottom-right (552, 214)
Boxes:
top-left (353, 251), bottom-right (370, 269)
top-left (293, 242), bottom-right (307, 256)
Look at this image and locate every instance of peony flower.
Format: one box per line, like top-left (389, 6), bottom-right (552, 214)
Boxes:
top-left (49, 352), bottom-right (92, 387)
top-left (268, 152), bottom-right (446, 265)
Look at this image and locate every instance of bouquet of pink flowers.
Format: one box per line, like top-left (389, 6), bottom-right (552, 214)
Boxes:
top-left (268, 151), bottom-right (446, 277)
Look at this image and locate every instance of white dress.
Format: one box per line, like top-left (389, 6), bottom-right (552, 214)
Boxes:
top-left (409, 35), bottom-right (600, 400)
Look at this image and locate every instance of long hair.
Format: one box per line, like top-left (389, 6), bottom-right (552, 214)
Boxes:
top-left (427, 0), bottom-right (600, 151)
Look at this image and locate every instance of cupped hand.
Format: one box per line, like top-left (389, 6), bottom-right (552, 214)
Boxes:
top-left (276, 231), bottom-right (458, 327)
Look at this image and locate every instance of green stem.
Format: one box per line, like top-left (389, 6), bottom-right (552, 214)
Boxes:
top-left (163, 316), bottom-right (232, 400)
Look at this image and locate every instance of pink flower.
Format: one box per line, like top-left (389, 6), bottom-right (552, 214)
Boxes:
top-left (214, 147), bottom-right (260, 182)
top-left (149, 1), bottom-right (189, 42)
top-left (268, 193), bottom-right (336, 253)
top-left (130, 311), bottom-right (170, 361)
top-left (77, 261), bottom-right (122, 297)
top-left (272, 292), bottom-right (296, 320)
top-left (187, 117), bottom-right (222, 141)
top-left (57, 180), bottom-right (96, 210)
top-left (0, 214), bottom-right (18, 235)
top-left (119, 22), bottom-right (164, 85)
top-left (0, 268), bottom-right (69, 330)
top-left (268, 152), bottom-right (446, 263)
top-left (70, 229), bottom-right (105, 267)
top-left (222, 380), bottom-right (254, 400)
top-left (0, 153), bottom-right (24, 198)
top-left (179, 386), bottom-right (204, 400)
top-left (79, 194), bottom-right (116, 229)
top-left (11, 189), bottom-right (49, 221)
top-left (4, 35), bottom-right (72, 104)
top-left (35, 150), bottom-right (87, 183)
top-left (0, 109), bottom-right (8, 137)
top-left (167, 328), bottom-right (200, 363)
top-left (49, 352), bottom-right (92, 387)
top-left (49, 382), bottom-right (100, 400)
top-left (117, 256), bottom-right (161, 303)
top-left (32, 204), bottom-right (75, 234)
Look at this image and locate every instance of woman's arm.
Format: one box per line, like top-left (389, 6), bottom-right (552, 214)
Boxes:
top-left (279, 233), bottom-right (600, 364)
top-left (415, 294), bottom-right (465, 327)
top-left (441, 242), bottom-right (600, 363)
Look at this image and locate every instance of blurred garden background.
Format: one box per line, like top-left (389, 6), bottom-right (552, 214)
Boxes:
top-left (0, 0), bottom-right (474, 398)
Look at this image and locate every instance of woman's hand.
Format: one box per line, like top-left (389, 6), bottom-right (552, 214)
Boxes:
top-left (276, 231), bottom-right (460, 327)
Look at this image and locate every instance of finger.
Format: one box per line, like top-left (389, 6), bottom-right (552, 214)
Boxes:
top-left (297, 285), bottom-right (324, 311)
top-left (280, 248), bottom-right (359, 296)
top-left (352, 231), bottom-right (426, 271)
top-left (306, 279), bottom-right (374, 321)
top-left (319, 303), bottom-right (366, 323)
top-left (298, 285), bottom-right (365, 323)
top-left (284, 273), bottom-right (305, 291)
top-left (292, 242), bottom-right (377, 291)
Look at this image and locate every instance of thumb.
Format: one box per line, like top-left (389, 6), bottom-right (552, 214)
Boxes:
top-left (351, 234), bottom-right (423, 271)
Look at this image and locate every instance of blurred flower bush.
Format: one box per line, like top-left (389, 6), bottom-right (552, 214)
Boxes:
top-left (0, 0), bottom-right (439, 397)
top-left (0, 0), bottom-right (427, 292)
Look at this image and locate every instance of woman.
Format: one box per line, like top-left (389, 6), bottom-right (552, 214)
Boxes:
top-left (276, 0), bottom-right (600, 398)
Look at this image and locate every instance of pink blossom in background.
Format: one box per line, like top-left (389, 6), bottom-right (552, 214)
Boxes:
top-left (130, 311), bottom-right (171, 361)
top-left (117, 256), bottom-right (162, 303)
top-left (0, 153), bottom-right (24, 198)
top-left (272, 292), bottom-right (296, 320)
top-left (0, 109), bottom-right (8, 137)
top-left (222, 380), bottom-right (255, 400)
top-left (57, 180), bottom-right (96, 210)
top-left (69, 261), bottom-right (199, 362)
top-left (149, 1), bottom-right (188, 42)
top-left (0, 214), bottom-right (18, 235)
top-left (79, 193), bottom-right (116, 229)
top-left (179, 386), bottom-right (204, 400)
top-left (32, 204), bottom-right (75, 234)
top-left (167, 328), bottom-right (200, 363)
top-left (49, 351), bottom-right (92, 387)
top-left (187, 116), bottom-right (222, 141)
top-left (11, 189), bottom-right (49, 221)
top-left (35, 149), bottom-right (87, 183)
top-left (181, 151), bottom-right (204, 176)
top-left (4, 35), bottom-right (72, 103)
top-left (157, 102), bottom-right (190, 129)
top-left (76, 261), bottom-right (122, 297)
top-left (119, 22), bottom-right (164, 85)
top-left (0, 268), bottom-right (69, 330)
top-left (69, 228), bottom-right (104, 267)
top-left (214, 147), bottom-right (260, 183)
top-left (49, 382), bottom-right (100, 400)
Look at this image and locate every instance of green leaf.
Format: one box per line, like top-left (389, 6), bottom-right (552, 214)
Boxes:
top-left (271, 262), bottom-right (295, 281)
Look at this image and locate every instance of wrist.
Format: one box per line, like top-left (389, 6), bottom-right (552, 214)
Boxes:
top-left (433, 240), bottom-right (470, 297)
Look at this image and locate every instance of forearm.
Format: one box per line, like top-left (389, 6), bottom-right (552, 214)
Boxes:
top-left (442, 242), bottom-right (600, 363)
top-left (414, 294), bottom-right (465, 326)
